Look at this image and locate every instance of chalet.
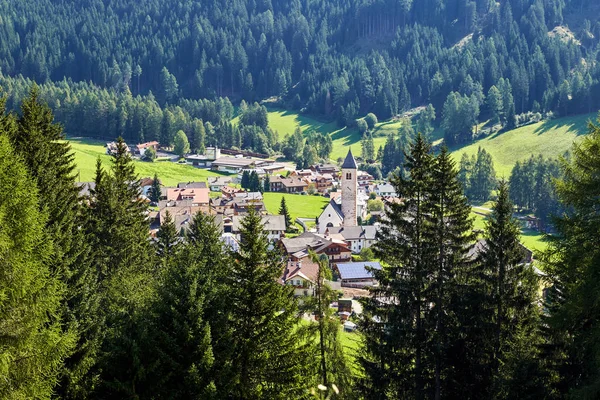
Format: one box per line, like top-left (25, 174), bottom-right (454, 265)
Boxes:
top-left (106, 141), bottom-right (130, 155)
top-left (357, 170), bottom-right (374, 187)
top-left (140, 177), bottom-right (158, 198)
top-left (280, 232), bottom-right (352, 264)
top-left (311, 163), bottom-right (340, 175)
top-left (221, 186), bottom-right (245, 198)
top-left (215, 214), bottom-right (286, 250)
top-left (134, 141), bottom-right (159, 155)
top-left (314, 174), bottom-right (334, 193)
top-left (324, 225), bottom-right (379, 254)
top-left (158, 200), bottom-right (210, 232)
top-left (208, 176), bottom-right (234, 191)
top-left (184, 147), bottom-right (221, 167)
top-left (375, 183), bottom-right (397, 197)
top-left (281, 258), bottom-right (319, 297)
top-left (165, 187), bottom-right (210, 205)
top-left (334, 261), bottom-right (382, 288)
top-left (290, 169), bottom-right (314, 178)
top-left (269, 176), bottom-right (308, 193)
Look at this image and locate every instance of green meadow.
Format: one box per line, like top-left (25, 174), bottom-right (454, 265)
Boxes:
top-left (263, 192), bottom-right (329, 221)
top-left (68, 138), bottom-right (226, 186)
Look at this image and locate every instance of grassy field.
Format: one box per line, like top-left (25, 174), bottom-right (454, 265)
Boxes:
top-left (339, 326), bottom-right (362, 374)
top-left (450, 113), bottom-right (594, 177)
top-left (68, 138), bottom-right (227, 186)
top-left (263, 192), bottom-right (329, 221)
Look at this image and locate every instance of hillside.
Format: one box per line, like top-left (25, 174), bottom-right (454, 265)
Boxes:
top-left (450, 113), bottom-right (594, 176)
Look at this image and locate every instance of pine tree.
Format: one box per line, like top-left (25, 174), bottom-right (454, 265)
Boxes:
top-left (224, 208), bottom-right (310, 398)
top-left (543, 120), bottom-right (600, 397)
top-left (263, 174), bottom-right (270, 192)
top-left (429, 146), bottom-right (475, 399)
top-left (155, 210), bottom-right (180, 265)
top-left (0, 134), bottom-right (75, 398)
top-left (478, 181), bottom-right (544, 398)
top-left (149, 173), bottom-right (162, 203)
top-left (4, 88), bottom-right (98, 397)
top-left (279, 196), bottom-right (293, 232)
top-left (241, 170), bottom-right (250, 189)
top-left (359, 133), bottom-right (435, 399)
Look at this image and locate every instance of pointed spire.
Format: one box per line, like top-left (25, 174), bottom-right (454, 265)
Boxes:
top-left (341, 148), bottom-right (357, 169)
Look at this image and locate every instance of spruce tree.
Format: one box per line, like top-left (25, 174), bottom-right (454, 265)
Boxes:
top-left (0, 134), bottom-right (75, 398)
top-left (224, 208), bottom-right (310, 398)
top-left (241, 170), bottom-right (250, 189)
top-left (429, 146), bottom-right (475, 399)
top-left (3, 88), bottom-right (98, 397)
top-left (279, 196), bottom-right (293, 232)
top-left (478, 181), bottom-right (543, 398)
top-left (542, 120), bottom-right (600, 397)
top-left (155, 210), bottom-right (179, 266)
top-left (359, 133), bottom-right (435, 399)
top-left (149, 173), bottom-right (162, 203)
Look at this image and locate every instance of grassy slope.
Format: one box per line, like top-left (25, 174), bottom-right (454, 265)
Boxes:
top-left (263, 192), bottom-right (329, 221)
top-left (69, 138), bottom-right (226, 186)
top-left (450, 113), bottom-right (594, 177)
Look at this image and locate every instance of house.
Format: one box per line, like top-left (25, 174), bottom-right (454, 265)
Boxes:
top-left (208, 176), bottom-right (234, 191)
top-left (135, 141), bottom-right (159, 155)
top-left (215, 214), bottom-right (286, 249)
top-left (324, 225), bottom-right (379, 254)
top-left (375, 183), bottom-right (397, 197)
top-left (314, 174), bottom-right (334, 193)
top-left (269, 176), bottom-right (308, 193)
top-left (280, 232), bottom-right (352, 263)
top-left (177, 181), bottom-right (208, 189)
top-left (139, 177), bottom-right (158, 198)
top-left (357, 170), bottom-right (374, 187)
top-left (334, 261), bottom-right (382, 288)
top-left (211, 156), bottom-right (273, 173)
top-left (290, 169), bottom-right (314, 178)
top-left (280, 258), bottom-right (320, 297)
top-left (221, 186), bottom-right (245, 198)
top-left (262, 164), bottom-right (285, 174)
top-left (468, 239), bottom-right (534, 265)
top-left (165, 187), bottom-right (210, 204)
top-left (184, 147), bottom-right (221, 167)
top-left (106, 141), bottom-right (130, 155)
top-left (76, 182), bottom-right (96, 197)
top-left (312, 163), bottom-right (340, 175)
top-left (158, 200), bottom-right (210, 232)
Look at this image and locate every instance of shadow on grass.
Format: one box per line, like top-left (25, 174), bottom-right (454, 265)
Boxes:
top-left (533, 113), bottom-right (593, 136)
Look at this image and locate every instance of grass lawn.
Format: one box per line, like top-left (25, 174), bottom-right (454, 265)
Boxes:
top-left (68, 138), bottom-right (228, 186)
top-left (263, 192), bottom-right (329, 221)
top-left (451, 113), bottom-right (594, 177)
top-left (339, 326), bottom-right (362, 374)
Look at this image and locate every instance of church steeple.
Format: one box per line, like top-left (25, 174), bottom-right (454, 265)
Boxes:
top-left (341, 148), bottom-right (357, 169)
top-left (341, 148), bottom-right (358, 227)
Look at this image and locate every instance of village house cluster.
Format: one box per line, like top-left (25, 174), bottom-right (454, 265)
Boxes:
top-left (95, 142), bottom-right (400, 299)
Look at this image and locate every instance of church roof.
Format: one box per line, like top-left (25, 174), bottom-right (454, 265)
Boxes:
top-left (341, 149), bottom-right (357, 169)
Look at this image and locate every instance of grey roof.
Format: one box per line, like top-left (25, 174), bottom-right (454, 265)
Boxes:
top-left (214, 214), bottom-right (286, 233)
top-left (76, 182), bottom-right (96, 197)
top-left (326, 225), bottom-right (378, 240)
top-left (177, 181), bottom-right (208, 189)
top-left (328, 199), bottom-right (344, 219)
top-left (341, 149), bottom-right (357, 169)
top-left (281, 232), bottom-right (328, 254)
top-left (336, 262), bottom-right (382, 280)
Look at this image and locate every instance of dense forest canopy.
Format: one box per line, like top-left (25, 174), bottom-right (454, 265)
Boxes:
top-left (1, 0), bottom-right (600, 128)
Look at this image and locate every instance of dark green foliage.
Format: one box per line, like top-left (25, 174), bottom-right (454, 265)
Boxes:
top-left (148, 173), bottom-right (162, 203)
top-left (543, 120), bottom-right (600, 398)
top-left (0, 133), bottom-right (75, 398)
top-left (279, 197), bottom-right (293, 232)
top-left (223, 208), bottom-right (310, 398)
top-left (459, 148), bottom-right (497, 202)
top-left (241, 170), bottom-right (250, 190)
top-left (155, 211), bottom-right (180, 265)
top-left (263, 173), bottom-right (270, 193)
top-left (475, 181), bottom-right (545, 398)
top-left (249, 170), bottom-right (260, 192)
top-left (174, 129), bottom-right (190, 157)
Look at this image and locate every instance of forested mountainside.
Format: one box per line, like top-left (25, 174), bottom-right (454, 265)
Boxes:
top-left (1, 0), bottom-right (599, 124)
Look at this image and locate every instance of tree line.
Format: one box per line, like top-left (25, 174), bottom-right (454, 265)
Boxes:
top-left (0, 0), bottom-right (599, 140)
top-left (4, 89), bottom-right (600, 399)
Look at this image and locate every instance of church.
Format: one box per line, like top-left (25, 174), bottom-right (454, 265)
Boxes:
top-left (317, 149), bottom-right (359, 233)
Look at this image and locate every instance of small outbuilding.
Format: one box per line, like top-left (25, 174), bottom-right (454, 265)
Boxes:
top-left (335, 261), bottom-right (382, 288)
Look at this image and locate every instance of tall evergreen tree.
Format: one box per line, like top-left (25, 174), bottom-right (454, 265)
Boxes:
top-left (155, 210), bottom-right (179, 265)
top-left (149, 173), bottom-right (162, 203)
top-left (279, 196), bottom-right (293, 232)
top-left (224, 208), bottom-right (310, 398)
top-left (0, 134), bottom-right (76, 398)
top-left (359, 133), bottom-right (435, 399)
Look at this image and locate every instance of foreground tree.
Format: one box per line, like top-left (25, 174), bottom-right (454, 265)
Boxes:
top-left (279, 196), bottom-right (293, 232)
top-left (543, 120), bottom-right (600, 397)
top-left (0, 134), bottom-right (75, 398)
top-left (224, 209), bottom-right (310, 398)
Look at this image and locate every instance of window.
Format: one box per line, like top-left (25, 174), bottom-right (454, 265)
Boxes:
top-left (346, 173), bottom-right (351, 180)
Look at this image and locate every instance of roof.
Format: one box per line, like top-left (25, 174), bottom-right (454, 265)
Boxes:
top-left (177, 181), bottom-right (208, 189)
top-left (325, 225), bottom-right (378, 240)
top-left (281, 258), bottom-right (320, 284)
top-left (136, 141), bottom-right (159, 150)
top-left (212, 157), bottom-right (256, 168)
top-left (76, 182), bottom-right (96, 197)
top-left (336, 261), bottom-right (382, 280)
top-left (214, 214), bottom-right (286, 233)
top-left (341, 149), bottom-right (357, 169)
top-left (326, 199), bottom-right (344, 219)
top-left (165, 187), bottom-right (210, 204)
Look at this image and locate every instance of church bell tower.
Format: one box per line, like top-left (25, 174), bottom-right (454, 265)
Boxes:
top-left (341, 149), bottom-right (358, 227)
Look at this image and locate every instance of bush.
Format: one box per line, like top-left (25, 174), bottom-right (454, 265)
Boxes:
top-left (365, 113), bottom-right (378, 129)
top-left (143, 147), bottom-right (157, 162)
top-left (357, 119), bottom-right (368, 135)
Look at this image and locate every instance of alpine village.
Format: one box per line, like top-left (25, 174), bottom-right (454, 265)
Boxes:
top-left (3, 1), bottom-right (600, 399)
